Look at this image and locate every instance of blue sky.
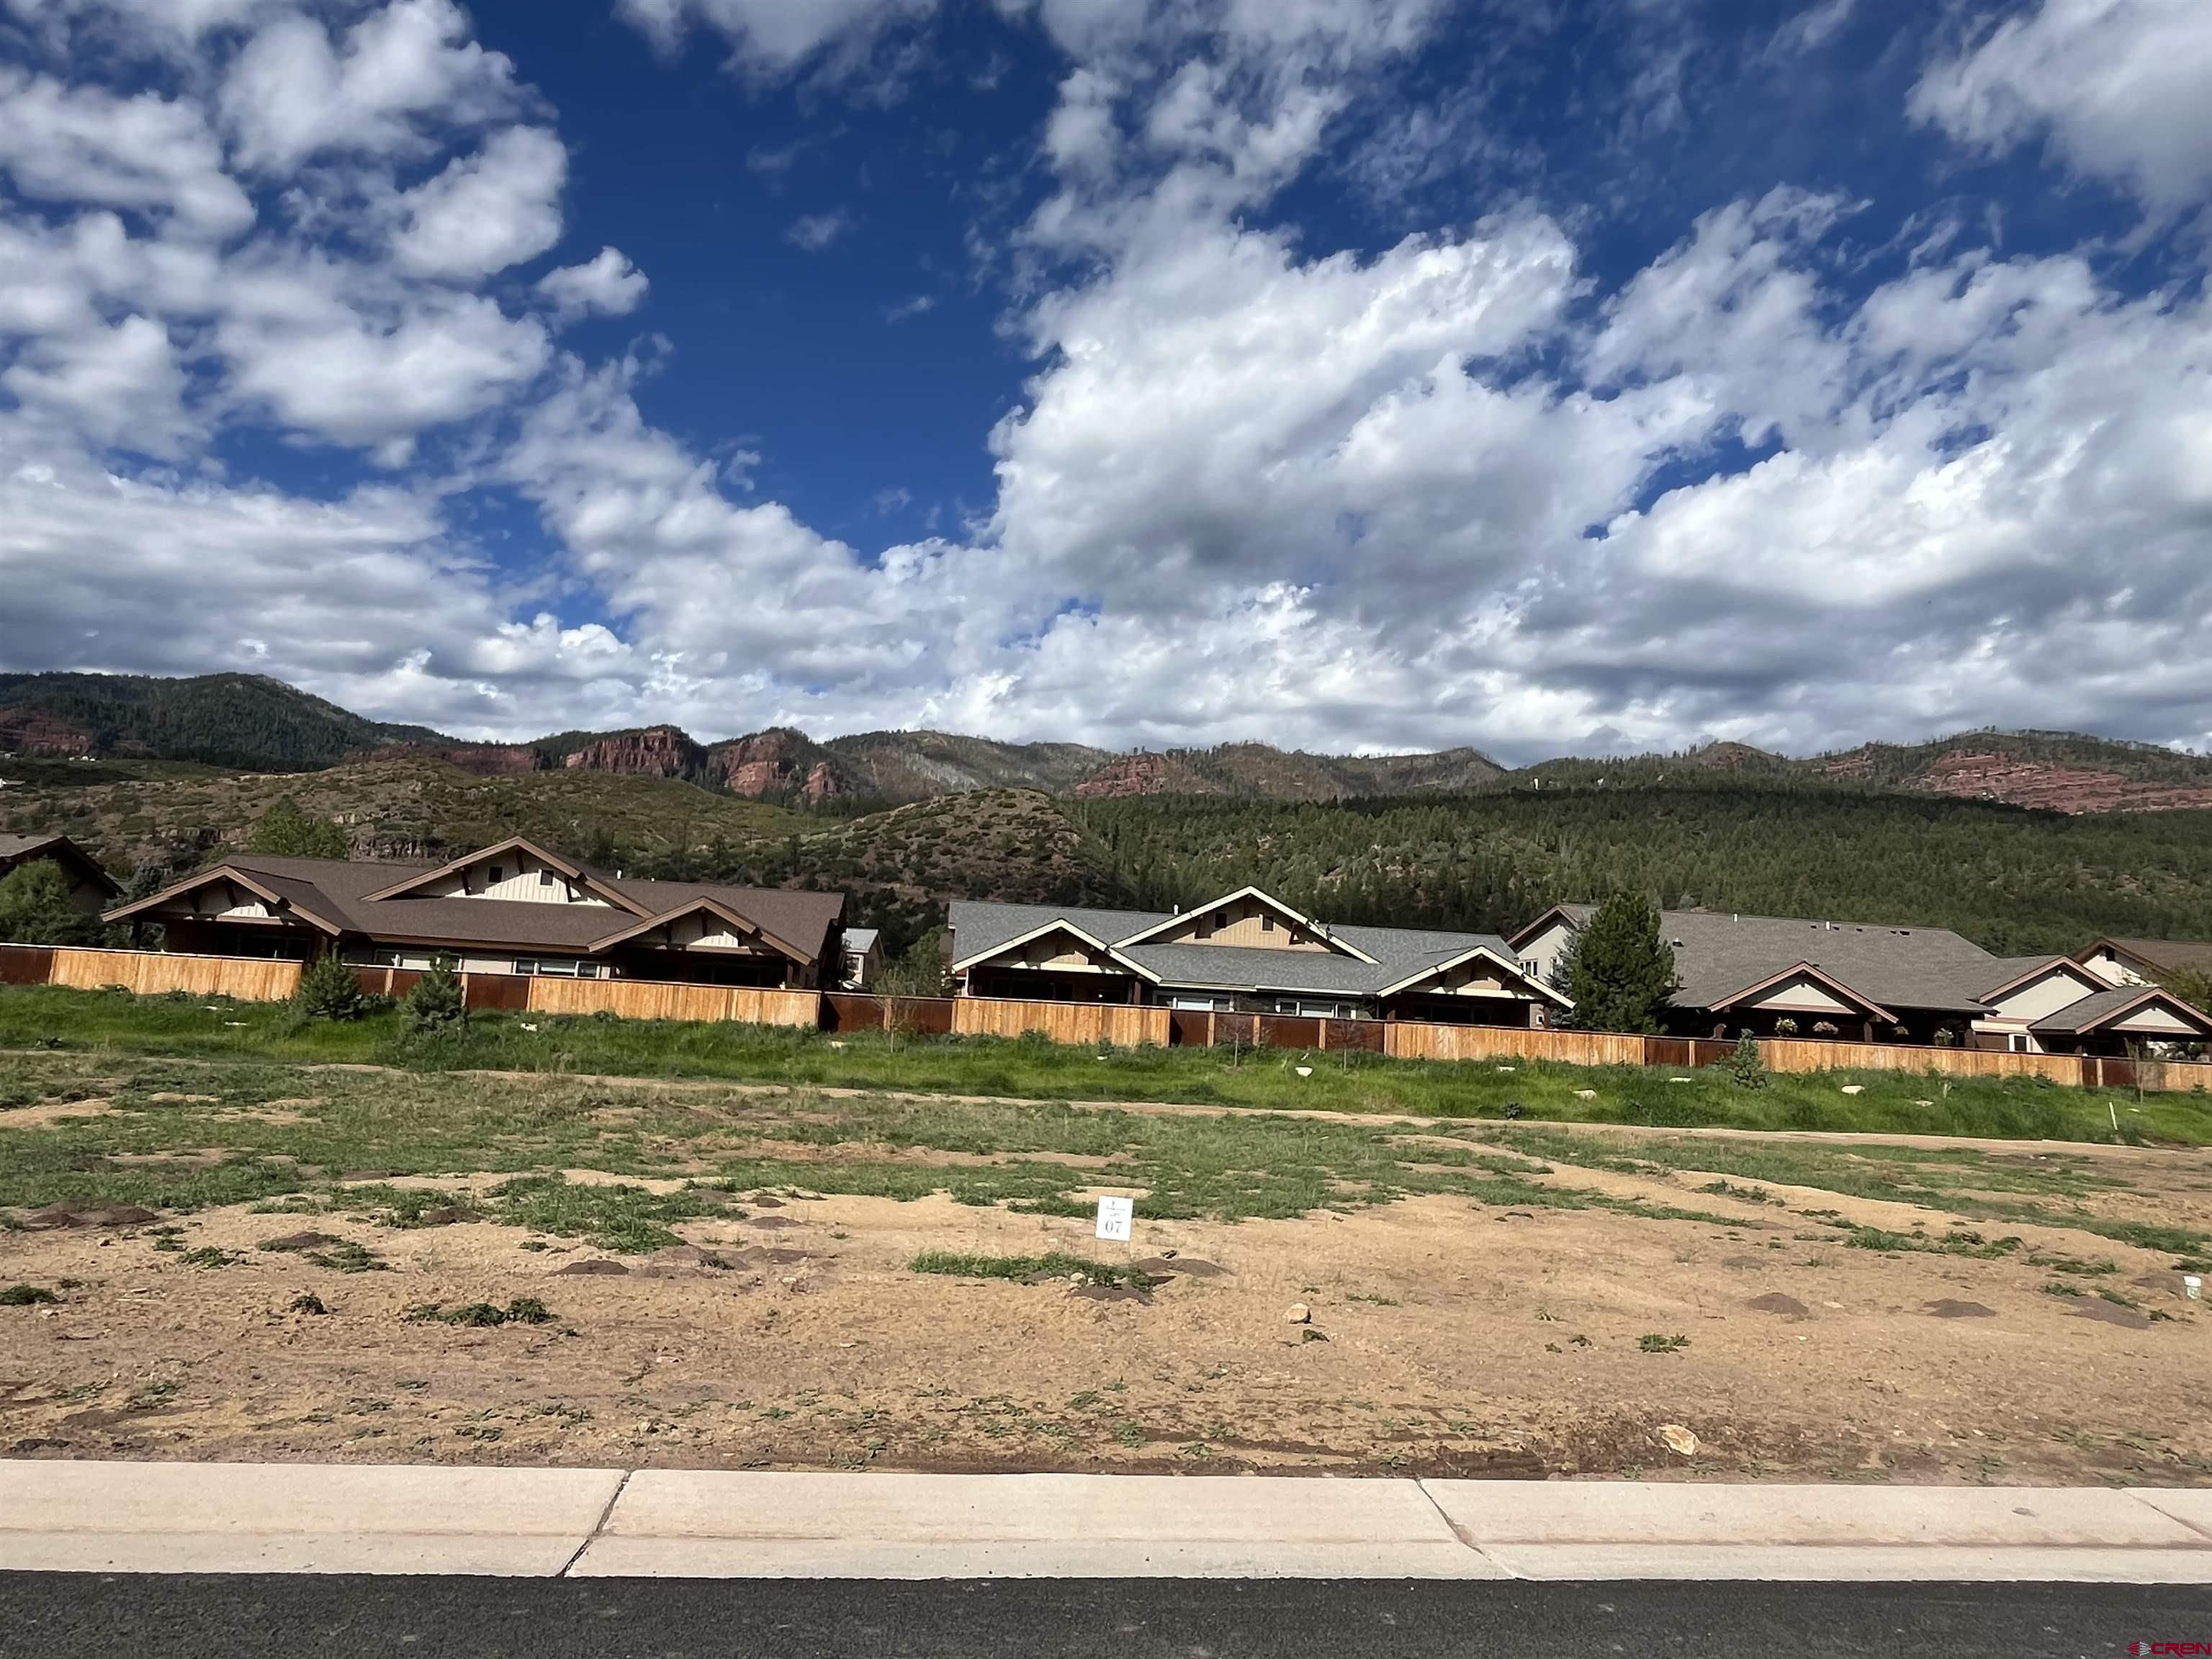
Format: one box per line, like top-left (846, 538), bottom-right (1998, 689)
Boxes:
top-left (0, 0), bottom-right (2208, 763)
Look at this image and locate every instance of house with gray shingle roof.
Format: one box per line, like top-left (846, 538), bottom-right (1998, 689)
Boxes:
top-left (948, 886), bottom-right (1570, 1026)
top-left (107, 835), bottom-right (846, 990)
top-left (0, 833), bottom-right (119, 913)
top-left (1510, 904), bottom-right (2212, 1056)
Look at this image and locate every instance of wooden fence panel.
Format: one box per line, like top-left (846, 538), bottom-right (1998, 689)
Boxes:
top-left (1754, 1038), bottom-right (2087, 1084)
top-left (1256, 1015), bottom-right (1323, 1051)
top-left (950, 996), bottom-right (1169, 1048)
top-left (46, 947), bottom-right (302, 1002)
top-left (1323, 1017), bottom-right (1385, 1054)
top-left (822, 993), bottom-right (886, 1033)
top-left (2141, 1060), bottom-right (2212, 1094)
top-left (1385, 1022), bottom-right (1646, 1067)
top-left (523, 977), bottom-right (819, 1027)
top-left (0, 944), bottom-right (54, 986)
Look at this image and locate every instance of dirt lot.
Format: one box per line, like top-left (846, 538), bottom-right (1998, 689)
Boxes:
top-left (6, 1135), bottom-right (2212, 1485)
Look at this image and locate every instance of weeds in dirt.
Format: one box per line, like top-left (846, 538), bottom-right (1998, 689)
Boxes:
top-left (909, 1250), bottom-right (1152, 1288)
top-left (307, 1241), bottom-right (389, 1273)
top-left (2041, 1280), bottom-right (2085, 1298)
top-left (179, 1245), bottom-right (237, 1268)
top-left (403, 1298), bottom-right (554, 1327)
top-left (1637, 1334), bottom-right (1691, 1354)
top-left (1, 1283), bottom-right (58, 1305)
top-left (127, 1380), bottom-right (179, 1409)
top-left (289, 1292), bottom-right (329, 1315)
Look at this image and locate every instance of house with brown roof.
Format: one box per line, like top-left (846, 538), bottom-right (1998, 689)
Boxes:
top-left (948, 886), bottom-right (1569, 1025)
top-left (1511, 904), bottom-right (2212, 1056)
top-left (108, 836), bottom-right (846, 990)
top-left (0, 834), bottom-right (120, 913)
top-left (2077, 937), bottom-right (2212, 990)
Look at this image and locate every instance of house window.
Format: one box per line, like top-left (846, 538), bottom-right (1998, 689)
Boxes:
top-left (1261, 915), bottom-right (1275, 933)
top-left (1169, 995), bottom-right (1218, 1011)
top-left (488, 865), bottom-right (505, 884)
top-left (515, 958), bottom-right (600, 979)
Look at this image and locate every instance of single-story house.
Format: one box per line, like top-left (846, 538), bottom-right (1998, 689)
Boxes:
top-left (2077, 937), bottom-right (2212, 989)
top-left (1510, 905), bottom-right (2212, 1055)
top-left (107, 835), bottom-right (847, 990)
top-left (947, 886), bottom-right (1569, 1026)
top-left (0, 834), bottom-right (120, 913)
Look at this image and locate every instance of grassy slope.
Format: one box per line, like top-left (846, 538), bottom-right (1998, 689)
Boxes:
top-left (4, 984), bottom-right (2204, 1146)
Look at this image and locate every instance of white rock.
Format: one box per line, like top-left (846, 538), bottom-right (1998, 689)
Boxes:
top-left (1840, 1084), bottom-right (1864, 1095)
top-left (1294, 1066), bottom-right (1313, 1077)
top-left (1285, 1303), bottom-right (1311, 1325)
top-left (1574, 1089), bottom-right (1598, 1100)
top-left (1656, 1424), bottom-right (1699, 1457)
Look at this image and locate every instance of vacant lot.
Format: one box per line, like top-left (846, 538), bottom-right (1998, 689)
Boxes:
top-left (3, 1053), bottom-right (2211, 1485)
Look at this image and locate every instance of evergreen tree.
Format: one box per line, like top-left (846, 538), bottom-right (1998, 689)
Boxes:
top-left (0, 862), bottom-right (109, 946)
top-left (294, 953), bottom-right (367, 1022)
top-left (1725, 1032), bottom-right (1767, 1089)
top-left (248, 796), bottom-right (349, 860)
top-left (403, 956), bottom-right (467, 1034)
top-left (1560, 893), bottom-right (1679, 1033)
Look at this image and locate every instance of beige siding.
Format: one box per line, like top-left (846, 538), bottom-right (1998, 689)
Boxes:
top-left (1146, 896), bottom-right (1331, 952)
top-left (1750, 976), bottom-right (1862, 1016)
top-left (1987, 967), bottom-right (2108, 1023)
top-left (974, 928), bottom-right (1126, 974)
top-left (1514, 920), bottom-right (1576, 986)
top-left (2111, 1003), bottom-right (2201, 1035)
top-left (421, 850), bottom-right (610, 905)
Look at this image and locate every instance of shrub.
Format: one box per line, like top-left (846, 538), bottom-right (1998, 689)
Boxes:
top-left (0, 862), bottom-right (110, 947)
top-left (294, 954), bottom-right (367, 1022)
top-left (403, 956), bottom-right (467, 1035)
top-left (1725, 1033), bottom-right (1767, 1089)
top-left (1557, 894), bottom-right (1679, 1035)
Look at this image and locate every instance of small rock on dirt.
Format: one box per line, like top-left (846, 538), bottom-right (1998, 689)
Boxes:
top-left (1286, 1303), bottom-right (1311, 1324)
top-left (1070, 1284), bottom-right (1150, 1303)
top-left (1923, 1300), bottom-right (1996, 1319)
top-left (554, 1259), bottom-right (631, 1277)
top-left (2070, 1299), bottom-right (2153, 1330)
top-left (750, 1195), bottom-right (784, 1208)
top-left (415, 1205), bottom-right (479, 1227)
top-left (1656, 1424), bottom-right (1699, 1457)
top-left (747, 1216), bottom-right (801, 1231)
top-left (1745, 1292), bottom-right (1809, 1318)
top-left (261, 1231), bottom-right (341, 1251)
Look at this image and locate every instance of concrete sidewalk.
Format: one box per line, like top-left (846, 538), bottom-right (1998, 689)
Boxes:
top-left (6, 1462), bottom-right (2212, 1581)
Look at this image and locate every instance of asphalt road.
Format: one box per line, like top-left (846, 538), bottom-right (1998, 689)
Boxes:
top-left (3, 1575), bottom-right (2206, 1659)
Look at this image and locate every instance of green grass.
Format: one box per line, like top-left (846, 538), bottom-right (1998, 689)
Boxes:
top-left (2, 981), bottom-right (2199, 1144)
top-left (910, 1251), bottom-right (1152, 1289)
top-left (1, 1284), bottom-right (58, 1305)
top-left (403, 1298), bottom-right (553, 1327)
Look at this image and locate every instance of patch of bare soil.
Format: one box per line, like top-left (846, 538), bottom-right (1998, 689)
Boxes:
top-left (5, 1184), bottom-right (2212, 1485)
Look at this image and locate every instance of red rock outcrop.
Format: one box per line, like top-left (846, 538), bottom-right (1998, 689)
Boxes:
top-left (1910, 752), bottom-right (2212, 814)
top-left (0, 709), bottom-right (97, 755)
top-left (708, 730), bottom-right (840, 799)
top-left (561, 727), bottom-right (705, 778)
top-left (1067, 753), bottom-right (1221, 798)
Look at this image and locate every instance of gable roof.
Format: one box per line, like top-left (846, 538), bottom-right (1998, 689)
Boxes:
top-left (109, 848), bottom-right (845, 965)
top-left (359, 836), bottom-right (644, 912)
top-left (1112, 886), bottom-right (1379, 964)
top-left (1521, 904), bottom-right (2006, 1016)
top-left (588, 896), bottom-right (812, 966)
top-left (2031, 985), bottom-right (2212, 1038)
top-left (108, 863), bottom-right (347, 935)
top-left (1375, 943), bottom-right (1574, 1007)
top-left (948, 899), bottom-right (1528, 1001)
top-left (1979, 954), bottom-right (2103, 1004)
top-left (2080, 938), bottom-right (2212, 979)
top-left (0, 833), bottom-right (121, 897)
top-left (1706, 960), bottom-right (1897, 1025)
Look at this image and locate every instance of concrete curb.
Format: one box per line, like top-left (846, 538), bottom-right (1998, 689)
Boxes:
top-left (4, 1462), bottom-right (2211, 1581)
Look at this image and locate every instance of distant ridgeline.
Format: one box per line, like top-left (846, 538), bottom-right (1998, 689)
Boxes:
top-left (5, 670), bottom-right (2212, 817)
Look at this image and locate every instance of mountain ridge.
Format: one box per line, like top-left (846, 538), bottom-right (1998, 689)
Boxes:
top-left (3, 669), bottom-right (2208, 816)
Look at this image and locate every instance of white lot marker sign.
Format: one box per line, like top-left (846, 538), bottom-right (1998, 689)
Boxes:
top-left (1094, 1195), bottom-right (1133, 1243)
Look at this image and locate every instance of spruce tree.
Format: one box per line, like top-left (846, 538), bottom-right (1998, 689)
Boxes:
top-left (403, 956), bottom-right (467, 1034)
top-left (1561, 893), bottom-right (1679, 1034)
top-left (0, 862), bottom-right (109, 947)
top-left (294, 953), bottom-right (367, 1022)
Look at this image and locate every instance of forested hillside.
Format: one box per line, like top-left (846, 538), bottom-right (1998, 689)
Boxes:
top-left (1068, 781), bottom-right (2212, 956)
top-left (0, 673), bottom-right (443, 770)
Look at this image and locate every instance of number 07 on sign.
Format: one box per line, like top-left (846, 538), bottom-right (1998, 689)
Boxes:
top-left (1094, 1195), bottom-right (1134, 1243)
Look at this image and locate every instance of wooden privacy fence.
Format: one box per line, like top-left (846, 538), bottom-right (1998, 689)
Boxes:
top-left (45, 945), bottom-right (302, 1002)
top-left (1385, 1022), bottom-right (1648, 1068)
top-left (522, 976), bottom-right (820, 1028)
top-left (950, 994), bottom-right (1172, 1048)
top-left (7, 943), bottom-right (2212, 1093)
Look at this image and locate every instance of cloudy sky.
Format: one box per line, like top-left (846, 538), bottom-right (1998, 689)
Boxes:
top-left (0, 0), bottom-right (2208, 761)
